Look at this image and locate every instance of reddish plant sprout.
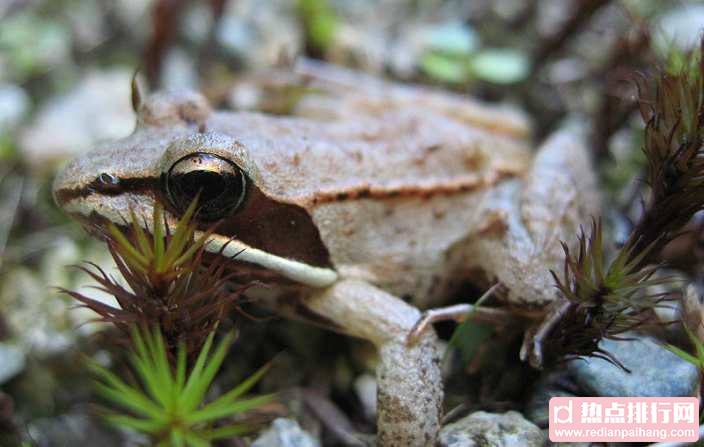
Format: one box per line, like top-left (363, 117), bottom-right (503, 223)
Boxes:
top-left (540, 38), bottom-right (704, 368)
top-left (61, 199), bottom-right (253, 358)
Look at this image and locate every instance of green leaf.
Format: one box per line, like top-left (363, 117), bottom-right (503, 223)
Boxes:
top-left (183, 431), bottom-right (210, 447)
top-left (176, 340), bottom-right (187, 392)
top-left (153, 206), bottom-right (165, 271)
top-left (163, 227), bottom-right (191, 268)
top-left (447, 320), bottom-right (494, 366)
top-left (469, 49), bottom-right (529, 84)
top-left (89, 363), bottom-right (165, 420)
top-left (204, 362), bottom-right (272, 408)
top-left (151, 327), bottom-right (176, 403)
top-left (93, 382), bottom-right (164, 421)
top-left (135, 327), bottom-right (173, 408)
top-left (298, 0), bottom-right (338, 51)
top-left (170, 428), bottom-right (186, 447)
top-left (422, 22), bottom-right (478, 56)
top-left (129, 350), bottom-right (167, 409)
top-left (127, 328), bottom-right (171, 407)
top-left (180, 331), bottom-right (217, 411)
top-left (172, 231), bottom-right (211, 268)
top-left (108, 223), bottom-right (149, 268)
top-left (420, 52), bottom-right (469, 84)
top-left (309, 13), bottom-right (337, 50)
top-left (446, 286), bottom-right (498, 365)
top-left (132, 211), bottom-right (154, 260)
top-left (183, 332), bottom-right (235, 411)
top-left (186, 394), bottom-right (275, 424)
top-left (687, 327), bottom-right (704, 367)
top-left (204, 423), bottom-right (254, 440)
top-left (163, 197), bottom-right (200, 266)
top-left (664, 344), bottom-right (700, 366)
top-left (103, 413), bottom-right (164, 434)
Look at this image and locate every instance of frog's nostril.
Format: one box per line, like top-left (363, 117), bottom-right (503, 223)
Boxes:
top-left (98, 172), bottom-right (120, 185)
top-left (88, 173), bottom-right (122, 194)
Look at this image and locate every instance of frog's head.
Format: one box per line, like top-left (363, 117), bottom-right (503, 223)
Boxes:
top-left (53, 91), bottom-right (338, 288)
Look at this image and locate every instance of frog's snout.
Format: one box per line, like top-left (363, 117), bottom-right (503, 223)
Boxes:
top-left (52, 152), bottom-right (160, 235)
top-left (52, 158), bottom-right (81, 209)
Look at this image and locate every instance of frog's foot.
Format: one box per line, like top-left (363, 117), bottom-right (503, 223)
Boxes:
top-left (304, 279), bottom-right (443, 447)
top-left (407, 300), bottom-right (542, 346)
top-left (407, 303), bottom-right (517, 345)
top-left (408, 303), bottom-right (474, 344)
top-left (408, 283), bottom-right (534, 345)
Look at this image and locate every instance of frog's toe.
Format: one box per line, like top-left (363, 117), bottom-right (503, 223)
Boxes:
top-left (520, 329), bottom-right (545, 369)
top-left (407, 313), bottom-right (434, 345)
top-left (407, 304), bottom-right (477, 346)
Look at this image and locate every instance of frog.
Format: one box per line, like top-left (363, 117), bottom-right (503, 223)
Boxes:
top-left (52, 62), bottom-right (599, 447)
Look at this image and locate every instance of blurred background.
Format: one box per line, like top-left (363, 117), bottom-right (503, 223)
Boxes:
top-left (0, 0), bottom-right (703, 445)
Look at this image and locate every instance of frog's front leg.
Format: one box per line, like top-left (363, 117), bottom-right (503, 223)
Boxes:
top-left (467, 127), bottom-right (600, 308)
top-left (410, 128), bottom-right (598, 359)
top-left (304, 279), bottom-right (442, 447)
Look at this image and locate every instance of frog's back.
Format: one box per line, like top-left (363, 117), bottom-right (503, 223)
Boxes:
top-left (205, 82), bottom-right (532, 304)
top-left (205, 86), bottom-right (531, 203)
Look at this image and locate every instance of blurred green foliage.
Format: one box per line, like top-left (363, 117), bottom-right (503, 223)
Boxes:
top-left (0, 135), bottom-right (18, 161)
top-left (419, 22), bottom-right (528, 85)
top-left (0, 13), bottom-right (71, 80)
top-left (297, 0), bottom-right (339, 54)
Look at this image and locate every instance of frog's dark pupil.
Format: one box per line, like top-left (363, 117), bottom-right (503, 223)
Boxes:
top-left (180, 171), bottom-right (225, 200)
top-left (166, 153), bottom-right (247, 221)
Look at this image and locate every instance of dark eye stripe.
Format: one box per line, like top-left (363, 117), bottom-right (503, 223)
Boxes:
top-left (87, 176), bottom-right (157, 196)
top-left (53, 175), bottom-right (160, 207)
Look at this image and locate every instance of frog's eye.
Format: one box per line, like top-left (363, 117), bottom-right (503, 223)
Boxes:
top-left (165, 152), bottom-right (247, 221)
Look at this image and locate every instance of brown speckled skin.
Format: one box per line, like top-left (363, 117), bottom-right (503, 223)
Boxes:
top-left (204, 94), bottom-right (533, 307)
top-left (53, 72), bottom-right (599, 446)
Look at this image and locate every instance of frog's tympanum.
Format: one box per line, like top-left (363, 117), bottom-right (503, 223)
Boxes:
top-left (53, 63), bottom-right (598, 446)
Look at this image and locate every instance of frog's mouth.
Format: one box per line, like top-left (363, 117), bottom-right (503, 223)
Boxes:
top-left (59, 193), bottom-right (339, 289)
top-left (196, 231), bottom-right (339, 287)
